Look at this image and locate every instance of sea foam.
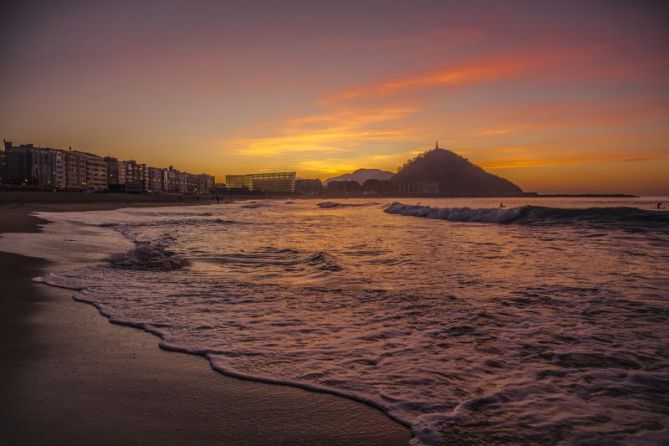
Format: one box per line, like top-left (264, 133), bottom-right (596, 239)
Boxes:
top-left (12, 200), bottom-right (669, 446)
top-left (108, 242), bottom-right (189, 270)
top-left (384, 202), bottom-right (669, 231)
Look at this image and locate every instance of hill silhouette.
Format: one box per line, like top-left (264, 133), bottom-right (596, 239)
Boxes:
top-left (393, 146), bottom-right (523, 196)
top-left (324, 168), bottom-right (394, 185)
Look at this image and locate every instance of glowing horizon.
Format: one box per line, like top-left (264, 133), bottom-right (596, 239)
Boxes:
top-left (1, 1), bottom-right (668, 194)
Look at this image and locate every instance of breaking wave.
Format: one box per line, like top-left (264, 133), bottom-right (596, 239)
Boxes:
top-left (306, 251), bottom-right (343, 271)
top-left (108, 242), bottom-right (189, 270)
top-left (18, 198), bottom-right (669, 446)
top-left (384, 202), bottom-right (669, 230)
top-left (317, 201), bottom-right (379, 209)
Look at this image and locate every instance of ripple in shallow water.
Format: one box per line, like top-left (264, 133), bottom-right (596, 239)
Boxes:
top-left (31, 200), bottom-right (669, 445)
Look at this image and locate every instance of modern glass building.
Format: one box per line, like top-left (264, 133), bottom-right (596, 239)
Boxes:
top-left (225, 172), bottom-right (296, 193)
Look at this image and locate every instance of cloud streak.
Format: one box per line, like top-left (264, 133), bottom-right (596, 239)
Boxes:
top-left (324, 50), bottom-right (581, 103)
top-left (230, 107), bottom-right (416, 156)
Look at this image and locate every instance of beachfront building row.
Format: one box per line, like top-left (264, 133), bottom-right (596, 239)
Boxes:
top-left (1, 141), bottom-right (107, 190)
top-left (1, 140), bottom-right (215, 193)
top-left (104, 157), bottom-right (214, 194)
top-left (225, 172), bottom-right (296, 193)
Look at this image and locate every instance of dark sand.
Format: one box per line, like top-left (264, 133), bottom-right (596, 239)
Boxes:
top-left (0, 200), bottom-right (410, 446)
top-left (0, 191), bottom-right (206, 204)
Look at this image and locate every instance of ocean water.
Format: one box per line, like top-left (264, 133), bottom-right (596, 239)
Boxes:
top-left (5, 197), bottom-right (669, 445)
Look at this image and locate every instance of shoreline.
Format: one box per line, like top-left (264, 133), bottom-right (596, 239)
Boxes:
top-left (0, 201), bottom-right (410, 445)
top-left (0, 190), bottom-right (643, 206)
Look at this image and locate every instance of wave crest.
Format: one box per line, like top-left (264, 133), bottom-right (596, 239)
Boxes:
top-left (317, 201), bottom-right (379, 209)
top-left (108, 242), bottom-right (189, 270)
top-left (384, 202), bottom-right (521, 223)
top-left (306, 251), bottom-right (343, 271)
top-left (384, 202), bottom-right (669, 230)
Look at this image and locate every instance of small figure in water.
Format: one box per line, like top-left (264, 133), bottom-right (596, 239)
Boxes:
top-left (500, 202), bottom-right (505, 208)
top-left (215, 195), bottom-right (220, 204)
top-left (658, 202), bottom-right (664, 209)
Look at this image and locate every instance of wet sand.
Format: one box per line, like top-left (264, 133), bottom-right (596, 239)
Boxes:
top-left (0, 201), bottom-right (410, 446)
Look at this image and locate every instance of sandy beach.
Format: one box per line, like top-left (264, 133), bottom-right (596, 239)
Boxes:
top-left (0, 199), bottom-right (410, 446)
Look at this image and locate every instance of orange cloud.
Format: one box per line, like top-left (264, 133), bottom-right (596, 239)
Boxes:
top-left (296, 159), bottom-right (363, 176)
top-left (324, 51), bottom-right (576, 102)
top-left (475, 135), bottom-right (669, 170)
top-left (229, 107), bottom-right (416, 156)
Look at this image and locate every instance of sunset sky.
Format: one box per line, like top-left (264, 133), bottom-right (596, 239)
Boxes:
top-left (1, 0), bottom-right (668, 194)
